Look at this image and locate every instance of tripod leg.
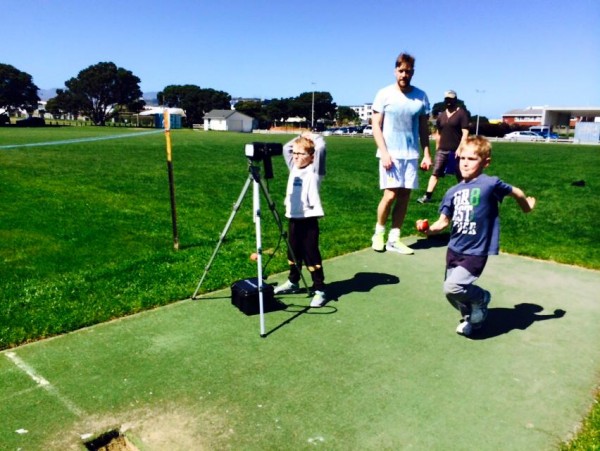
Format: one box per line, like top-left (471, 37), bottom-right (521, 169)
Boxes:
top-left (256, 176), bottom-right (310, 292)
top-left (192, 176), bottom-right (252, 299)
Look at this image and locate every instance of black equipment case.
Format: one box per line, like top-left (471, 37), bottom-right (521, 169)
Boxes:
top-left (231, 278), bottom-right (285, 315)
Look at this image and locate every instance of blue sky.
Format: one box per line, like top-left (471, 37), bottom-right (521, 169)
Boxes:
top-left (4, 0), bottom-right (599, 118)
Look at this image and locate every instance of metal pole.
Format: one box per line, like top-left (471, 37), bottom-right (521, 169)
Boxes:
top-left (475, 89), bottom-right (485, 135)
top-left (252, 173), bottom-right (267, 337)
top-left (311, 82), bottom-right (316, 130)
top-left (163, 109), bottom-right (179, 250)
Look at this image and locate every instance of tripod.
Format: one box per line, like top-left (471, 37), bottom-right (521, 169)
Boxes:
top-left (192, 159), bottom-right (308, 337)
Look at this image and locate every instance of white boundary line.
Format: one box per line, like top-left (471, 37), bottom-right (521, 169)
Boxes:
top-left (5, 351), bottom-right (84, 417)
top-left (0, 129), bottom-right (162, 150)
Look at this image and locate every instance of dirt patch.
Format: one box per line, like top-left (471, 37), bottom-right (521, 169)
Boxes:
top-left (84, 429), bottom-right (138, 451)
top-left (46, 403), bottom-right (235, 450)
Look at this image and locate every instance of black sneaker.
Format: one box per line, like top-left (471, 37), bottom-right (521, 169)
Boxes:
top-left (417, 195), bottom-right (431, 204)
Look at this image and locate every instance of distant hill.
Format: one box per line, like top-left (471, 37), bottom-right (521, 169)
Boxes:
top-left (37, 89), bottom-right (160, 106)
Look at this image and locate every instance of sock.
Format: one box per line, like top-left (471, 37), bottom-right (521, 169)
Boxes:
top-left (375, 224), bottom-right (385, 234)
top-left (388, 228), bottom-right (400, 240)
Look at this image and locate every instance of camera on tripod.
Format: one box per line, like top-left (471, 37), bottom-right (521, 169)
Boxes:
top-left (244, 142), bottom-right (283, 179)
top-left (244, 142), bottom-right (283, 161)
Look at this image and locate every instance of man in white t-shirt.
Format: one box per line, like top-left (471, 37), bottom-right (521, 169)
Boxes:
top-left (371, 52), bottom-right (432, 254)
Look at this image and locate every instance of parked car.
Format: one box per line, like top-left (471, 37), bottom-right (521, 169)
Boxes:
top-left (363, 125), bottom-right (373, 135)
top-left (529, 126), bottom-right (559, 139)
top-left (503, 131), bottom-right (545, 142)
top-left (334, 127), bottom-right (350, 135)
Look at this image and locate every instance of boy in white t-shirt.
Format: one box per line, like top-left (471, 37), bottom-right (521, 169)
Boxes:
top-left (274, 133), bottom-right (327, 308)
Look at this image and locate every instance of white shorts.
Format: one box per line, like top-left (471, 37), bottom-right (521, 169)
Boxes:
top-left (378, 158), bottom-right (419, 190)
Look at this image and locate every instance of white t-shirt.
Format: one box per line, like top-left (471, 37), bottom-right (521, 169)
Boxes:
top-left (284, 163), bottom-right (324, 219)
top-left (372, 84), bottom-right (430, 160)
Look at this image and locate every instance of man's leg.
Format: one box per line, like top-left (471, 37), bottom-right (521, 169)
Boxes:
top-left (417, 175), bottom-right (439, 203)
top-left (372, 188), bottom-right (398, 251)
top-left (418, 151), bottom-right (447, 203)
top-left (376, 188), bottom-right (398, 226)
top-left (390, 188), bottom-right (411, 229)
top-left (386, 188), bottom-right (414, 254)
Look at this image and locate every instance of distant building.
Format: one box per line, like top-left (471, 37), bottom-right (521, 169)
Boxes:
top-left (203, 109), bottom-right (255, 132)
top-left (139, 107), bottom-right (185, 129)
top-left (502, 106), bottom-right (600, 128)
top-left (350, 103), bottom-right (373, 124)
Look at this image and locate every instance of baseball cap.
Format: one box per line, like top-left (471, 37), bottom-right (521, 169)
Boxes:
top-left (444, 90), bottom-right (457, 99)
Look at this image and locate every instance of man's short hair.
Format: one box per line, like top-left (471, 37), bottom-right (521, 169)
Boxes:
top-left (395, 53), bottom-right (415, 68)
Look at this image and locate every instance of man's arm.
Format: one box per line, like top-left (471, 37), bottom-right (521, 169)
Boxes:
top-left (419, 114), bottom-right (432, 170)
top-left (372, 111), bottom-right (392, 170)
top-left (459, 128), bottom-right (469, 149)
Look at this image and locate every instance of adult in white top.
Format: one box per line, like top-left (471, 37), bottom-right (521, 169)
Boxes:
top-left (371, 52), bottom-right (432, 255)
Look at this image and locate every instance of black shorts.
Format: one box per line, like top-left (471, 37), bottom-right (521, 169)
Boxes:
top-left (446, 248), bottom-right (488, 278)
top-left (432, 149), bottom-right (458, 178)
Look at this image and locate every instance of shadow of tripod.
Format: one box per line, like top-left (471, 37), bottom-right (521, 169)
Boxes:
top-left (191, 153), bottom-right (308, 337)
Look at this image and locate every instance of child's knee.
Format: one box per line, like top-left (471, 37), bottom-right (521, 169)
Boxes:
top-left (444, 279), bottom-right (464, 297)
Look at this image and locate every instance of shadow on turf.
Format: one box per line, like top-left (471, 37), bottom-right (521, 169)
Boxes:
top-left (411, 233), bottom-right (450, 249)
top-left (325, 271), bottom-right (400, 302)
top-left (471, 303), bottom-right (566, 340)
top-left (262, 272), bottom-right (400, 337)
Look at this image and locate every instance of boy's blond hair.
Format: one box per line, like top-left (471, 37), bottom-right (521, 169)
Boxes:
top-left (458, 135), bottom-right (492, 160)
top-left (294, 136), bottom-right (315, 155)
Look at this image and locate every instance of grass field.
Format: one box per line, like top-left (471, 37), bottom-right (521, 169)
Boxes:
top-left (1, 127), bottom-right (599, 448)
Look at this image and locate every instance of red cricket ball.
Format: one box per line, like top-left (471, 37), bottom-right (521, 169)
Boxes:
top-left (416, 219), bottom-right (429, 232)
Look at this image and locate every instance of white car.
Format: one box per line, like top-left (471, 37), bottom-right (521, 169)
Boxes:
top-left (503, 131), bottom-right (545, 142)
top-left (363, 125), bottom-right (373, 136)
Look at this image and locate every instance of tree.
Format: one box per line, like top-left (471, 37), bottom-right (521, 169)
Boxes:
top-left (313, 92), bottom-right (337, 122)
top-left (158, 85), bottom-right (231, 127)
top-left (263, 97), bottom-right (293, 126)
top-left (47, 89), bottom-right (85, 119)
top-left (336, 106), bottom-right (360, 125)
top-left (60, 62), bottom-right (143, 125)
top-left (292, 91), bottom-right (337, 123)
top-left (0, 63), bottom-right (40, 114)
top-left (234, 100), bottom-right (270, 128)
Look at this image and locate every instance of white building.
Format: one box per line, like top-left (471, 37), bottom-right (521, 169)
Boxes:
top-left (350, 103), bottom-right (373, 124)
top-left (203, 109), bottom-right (255, 132)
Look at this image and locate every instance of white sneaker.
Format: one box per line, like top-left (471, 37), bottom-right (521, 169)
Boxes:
top-left (372, 232), bottom-right (385, 252)
top-left (456, 318), bottom-right (472, 336)
top-left (310, 290), bottom-right (326, 308)
top-left (274, 280), bottom-right (299, 295)
top-left (471, 290), bottom-right (491, 324)
top-left (385, 238), bottom-right (414, 255)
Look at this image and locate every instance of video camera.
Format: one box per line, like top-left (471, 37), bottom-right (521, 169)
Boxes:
top-left (244, 142), bottom-right (283, 161)
top-left (244, 142), bottom-right (283, 180)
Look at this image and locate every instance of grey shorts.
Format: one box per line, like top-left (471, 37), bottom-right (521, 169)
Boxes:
top-left (432, 149), bottom-right (458, 178)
